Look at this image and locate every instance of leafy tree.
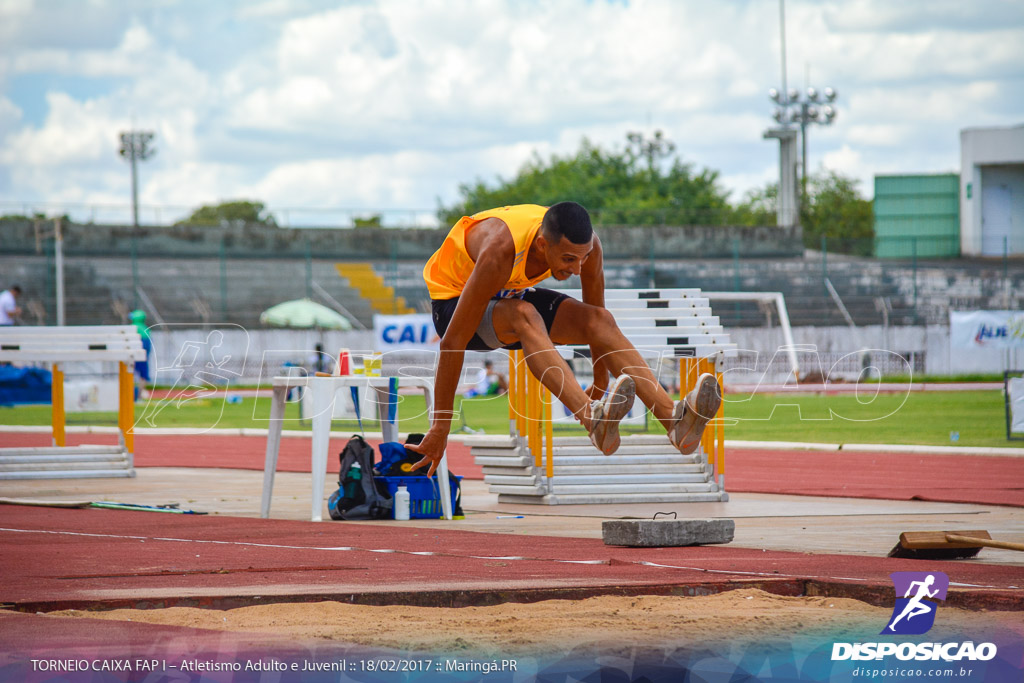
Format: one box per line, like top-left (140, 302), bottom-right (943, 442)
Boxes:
top-left (734, 171), bottom-right (874, 252)
top-left (439, 133), bottom-right (738, 226)
top-left (800, 170), bottom-right (874, 253)
top-left (180, 200), bottom-right (277, 227)
top-left (733, 184), bottom-right (777, 227)
top-left (353, 214), bottom-right (383, 228)
top-left (1, 212), bottom-right (60, 223)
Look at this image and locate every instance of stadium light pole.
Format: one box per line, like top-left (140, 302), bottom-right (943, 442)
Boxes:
top-left (118, 131), bottom-right (156, 228)
top-left (770, 86), bottom-right (838, 206)
top-left (763, 0), bottom-right (799, 228)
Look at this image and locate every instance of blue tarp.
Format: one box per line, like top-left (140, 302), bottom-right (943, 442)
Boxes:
top-left (0, 366), bottom-right (52, 406)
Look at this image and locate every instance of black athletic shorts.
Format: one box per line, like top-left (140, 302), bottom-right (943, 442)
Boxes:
top-left (431, 287), bottom-right (572, 351)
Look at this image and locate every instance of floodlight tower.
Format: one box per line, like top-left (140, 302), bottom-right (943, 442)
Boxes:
top-left (762, 0), bottom-right (838, 228)
top-left (118, 130), bottom-right (156, 229)
top-left (770, 86), bottom-right (838, 198)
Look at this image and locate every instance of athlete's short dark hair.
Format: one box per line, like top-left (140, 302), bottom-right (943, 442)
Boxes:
top-left (542, 201), bottom-right (593, 245)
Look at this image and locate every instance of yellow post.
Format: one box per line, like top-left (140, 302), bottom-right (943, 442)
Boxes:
top-left (544, 384), bottom-right (554, 479)
top-left (51, 362), bottom-right (65, 447)
top-left (680, 358), bottom-right (695, 399)
top-left (516, 349), bottom-right (527, 438)
top-left (715, 369), bottom-right (725, 480)
top-left (699, 358), bottom-right (713, 458)
top-left (528, 371), bottom-right (541, 467)
top-left (507, 351), bottom-right (517, 436)
top-left (119, 361), bottom-right (135, 454)
top-left (117, 362), bottom-right (126, 440)
top-left (689, 358), bottom-right (699, 395)
top-left (678, 359), bottom-right (684, 400)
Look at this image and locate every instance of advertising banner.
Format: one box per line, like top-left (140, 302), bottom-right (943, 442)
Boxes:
top-left (373, 314), bottom-right (440, 351)
top-left (950, 310), bottom-right (1024, 349)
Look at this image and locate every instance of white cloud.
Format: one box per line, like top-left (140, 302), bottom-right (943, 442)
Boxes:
top-left (0, 95), bottom-right (21, 129)
top-left (1, 92), bottom-right (125, 167)
top-left (1, 0), bottom-right (1022, 218)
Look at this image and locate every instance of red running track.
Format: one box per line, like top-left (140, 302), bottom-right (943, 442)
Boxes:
top-left (1, 505), bottom-right (1021, 611)
top-left (2, 432), bottom-right (1022, 507)
top-left (726, 448), bottom-right (1024, 508)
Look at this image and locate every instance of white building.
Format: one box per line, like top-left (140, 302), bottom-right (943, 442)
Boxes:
top-left (960, 124), bottom-right (1024, 257)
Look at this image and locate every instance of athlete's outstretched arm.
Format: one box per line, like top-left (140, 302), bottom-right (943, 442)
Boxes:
top-left (409, 225), bottom-right (514, 476)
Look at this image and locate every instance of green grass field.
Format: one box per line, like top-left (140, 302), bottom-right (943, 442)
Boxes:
top-left (1, 389), bottom-right (1016, 448)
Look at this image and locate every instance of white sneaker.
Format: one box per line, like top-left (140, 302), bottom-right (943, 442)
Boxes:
top-left (587, 374), bottom-right (636, 455)
top-left (669, 373), bottom-right (722, 455)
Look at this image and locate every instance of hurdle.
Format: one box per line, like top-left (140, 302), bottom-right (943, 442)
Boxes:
top-left (472, 288), bottom-right (736, 505)
top-left (0, 325), bottom-right (145, 479)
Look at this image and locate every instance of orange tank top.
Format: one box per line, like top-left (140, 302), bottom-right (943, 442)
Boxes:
top-left (423, 205), bottom-right (551, 300)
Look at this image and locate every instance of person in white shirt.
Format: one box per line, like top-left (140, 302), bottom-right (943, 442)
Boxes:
top-left (0, 285), bottom-right (22, 326)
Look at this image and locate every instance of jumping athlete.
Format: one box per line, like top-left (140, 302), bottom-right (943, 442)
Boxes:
top-left (407, 202), bottom-right (721, 476)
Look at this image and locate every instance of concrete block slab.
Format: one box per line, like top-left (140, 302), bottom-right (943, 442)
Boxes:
top-left (602, 518), bottom-right (735, 547)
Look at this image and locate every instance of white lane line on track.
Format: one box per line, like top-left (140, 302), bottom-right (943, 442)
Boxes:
top-left (1, 527), bottom-right (1020, 591)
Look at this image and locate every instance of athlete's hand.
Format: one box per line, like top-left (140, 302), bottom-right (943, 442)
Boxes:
top-left (406, 427), bottom-right (449, 478)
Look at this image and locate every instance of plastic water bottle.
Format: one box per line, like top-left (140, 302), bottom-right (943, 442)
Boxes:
top-left (394, 485), bottom-right (410, 521)
top-left (344, 462), bottom-right (362, 499)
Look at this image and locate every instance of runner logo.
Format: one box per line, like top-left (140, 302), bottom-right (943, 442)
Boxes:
top-left (882, 571), bottom-right (948, 635)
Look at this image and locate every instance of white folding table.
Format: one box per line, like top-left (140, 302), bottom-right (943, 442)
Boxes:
top-left (260, 375), bottom-right (452, 522)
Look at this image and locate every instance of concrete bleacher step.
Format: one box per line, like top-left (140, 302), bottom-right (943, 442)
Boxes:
top-left (0, 468), bottom-right (135, 480)
top-left (475, 450), bottom-right (702, 466)
top-left (514, 435), bottom-right (679, 446)
top-left (474, 454), bottom-right (534, 467)
top-left (0, 445), bottom-right (135, 480)
top-left (488, 482), bottom-right (721, 496)
top-left (475, 446), bottom-right (700, 462)
top-left (498, 491), bottom-right (726, 505)
top-left (547, 463), bottom-right (708, 475)
top-left (467, 426), bottom-right (726, 504)
top-left (0, 460), bottom-right (133, 472)
top-left (0, 445), bottom-right (127, 457)
top-left (480, 463), bottom-right (711, 479)
top-left (485, 472), bottom-right (713, 487)
top-left (462, 436), bottom-right (518, 447)
top-left (548, 444), bottom-right (695, 457)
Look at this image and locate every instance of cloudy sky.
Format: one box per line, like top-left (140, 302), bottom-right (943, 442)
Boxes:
top-left (1, 0), bottom-right (1022, 227)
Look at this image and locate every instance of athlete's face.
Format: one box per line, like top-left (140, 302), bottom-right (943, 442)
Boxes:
top-left (543, 235), bottom-right (594, 280)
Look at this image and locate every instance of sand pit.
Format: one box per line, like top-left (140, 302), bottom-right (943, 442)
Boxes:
top-left (48, 589), bottom-right (1024, 657)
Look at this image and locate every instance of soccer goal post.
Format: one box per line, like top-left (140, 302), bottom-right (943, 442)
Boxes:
top-left (704, 291), bottom-right (800, 384)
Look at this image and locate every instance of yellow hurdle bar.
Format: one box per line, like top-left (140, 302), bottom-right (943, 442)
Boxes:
top-left (51, 362), bottom-right (65, 447)
top-left (544, 385), bottom-right (554, 479)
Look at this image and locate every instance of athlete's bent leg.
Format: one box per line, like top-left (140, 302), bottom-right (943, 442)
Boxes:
top-left (490, 298), bottom-right (593, 429)
top-left (548, 298), bottom-right (675, 430)
top-left (548, 298), bottom-right (721, 455)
